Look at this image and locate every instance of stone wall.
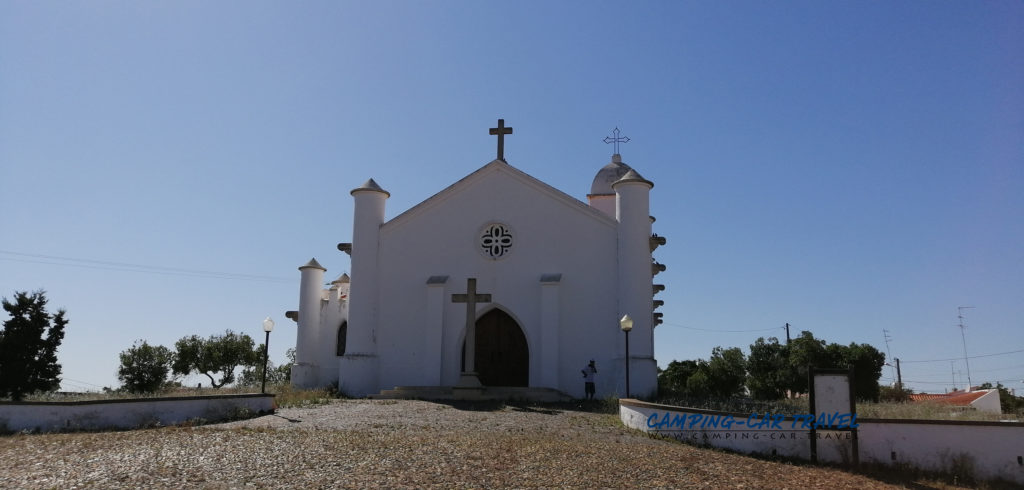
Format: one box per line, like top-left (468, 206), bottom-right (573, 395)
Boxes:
top-left (0, 394), bottom-right (274, 433)
top-left (620, 398), bottom-right (1024, 484)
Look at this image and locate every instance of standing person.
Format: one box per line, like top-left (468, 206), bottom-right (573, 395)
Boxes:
top-left (581, 360), bottom-right (597, 400)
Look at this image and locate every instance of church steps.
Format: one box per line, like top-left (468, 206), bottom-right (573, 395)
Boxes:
top-left (369, 386), bottom-right (571, 402)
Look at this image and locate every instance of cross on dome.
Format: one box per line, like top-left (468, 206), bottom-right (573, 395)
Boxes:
top-left (603, 127), bottom-right (630, 155)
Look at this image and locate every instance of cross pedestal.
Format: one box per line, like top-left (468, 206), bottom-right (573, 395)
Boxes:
top-left (452, 277), bottom-right (491, 388)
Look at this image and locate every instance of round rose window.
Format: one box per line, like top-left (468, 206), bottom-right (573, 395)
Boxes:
top-left (480, 223), bottom-right (513, 259)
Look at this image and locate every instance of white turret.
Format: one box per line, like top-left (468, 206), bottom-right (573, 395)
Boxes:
top-left (587, 154), bottom-right (632, 218)
top-left (340, 178), bottom-right (389, 396)
top-left (612, 166), bottom-right (658, 397)
top-left (293, 258), bottom-right (326, 388)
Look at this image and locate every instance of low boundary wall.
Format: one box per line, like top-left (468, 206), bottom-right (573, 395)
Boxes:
top-left (0, 394), bottom-right (275, 433)
top-left (620, 399), bottom-right (1024, 484)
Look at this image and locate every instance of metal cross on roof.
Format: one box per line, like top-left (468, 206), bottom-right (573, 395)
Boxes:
top-left (603, 127), bottom-right (630, 155)
top-left (489, 119), bottom-right (513, 162)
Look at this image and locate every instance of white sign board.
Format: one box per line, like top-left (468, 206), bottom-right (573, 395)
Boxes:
top-left (813, 373), bottom-right (851, 416)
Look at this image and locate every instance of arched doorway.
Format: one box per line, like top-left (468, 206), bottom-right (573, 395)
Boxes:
top-left (336, 321), bottom-right (347, 356)
top-left (462, 309), bottom-right (529, 387)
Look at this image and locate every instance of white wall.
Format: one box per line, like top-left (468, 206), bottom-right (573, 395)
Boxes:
top-left (620, 399), bottom-right (1024, 484)
top-left (293, 261), bottom-right (325, 388)
top-left (970, 389), bottom-right (1001, 414)
top-left (0, 394), bottom-right (274, 433)
top-left (315, 284), bottom-right (348, 386)
top-left (858, 420), bottom-right (1024, 483)
top-left (375, 162), bottom-right (627, 398)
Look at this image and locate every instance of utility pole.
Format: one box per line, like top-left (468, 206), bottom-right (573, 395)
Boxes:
top-left (950, 361), bottom-right (956, 392)
top-left (883, 329), bottom-right (894, 382)
top-left (785, 323), bottom-right (791, 345)
top-left (958, 306), bottom-right (975, 391)
top-left (894, 357), bottom-right (902, 391)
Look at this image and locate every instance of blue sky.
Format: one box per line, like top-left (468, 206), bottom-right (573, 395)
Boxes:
top-left (1, 2), bottom-right (1021, 395)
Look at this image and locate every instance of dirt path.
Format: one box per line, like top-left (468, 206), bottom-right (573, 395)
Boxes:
top-left (0, 399), bottom-right (912, 488)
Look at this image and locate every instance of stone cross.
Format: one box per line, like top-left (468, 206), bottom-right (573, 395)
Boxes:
top-left (489, 119), bottom-right (513, 162)
top-left (452, 278), bottom-right (491, 379)
top-left (603, 127), bottom-right (630, 154)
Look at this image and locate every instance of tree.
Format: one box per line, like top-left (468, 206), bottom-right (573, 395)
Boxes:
top-left (879, 384), bottom-right (913, 403)
top-left (812, 341), bottom-right (886, 401)
top-left (239, 348), bottom-right (294, 388)
top-left (117, 340), bottom-right (175, 393)
top-left (685, 367), bottom-right (714, 397)
top-left (746, 337), bottom-right (789, 400)
top-left (979, 382), bottom-right (1024, 415)
top-left (172, 330), bottom-right (260, 388)
top-left (657, 347), bottom-right (747, 399)
top-left (707, 346), bottom-right (747, 398)
top-left (658, 359), bottom-right (700, 396)
top-left (786, 331), bottom-right (827, 395)
top-left (0, 291), bottom-right (67, 400)
top-left (280, 347), bottom-right (295, 381)
top-left (836, 342), bottom-right (886, 402)
top-left (664, 332), bottom-right (887, 402)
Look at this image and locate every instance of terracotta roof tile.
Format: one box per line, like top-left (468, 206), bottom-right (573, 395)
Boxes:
top-left (909, 390), bottom-right (989, 406)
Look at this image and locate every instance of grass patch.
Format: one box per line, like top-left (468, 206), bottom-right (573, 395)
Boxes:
top-left (651, 396), bottom-right (1015, 421)
top-left (856, 401), bottom-right (1007, 421)
top-left (13, 385), bottom-right (261, 403)
top-left (642, 416), bottom-right (1020, 489)
top-left (652, 396), bottom-right (809, 415)
top-left (12, 383), bottom-right (337, 406)
top-left (270, 383), bottom-right (342, 408)
top-left (852, 460), bottom-right (1024, 489)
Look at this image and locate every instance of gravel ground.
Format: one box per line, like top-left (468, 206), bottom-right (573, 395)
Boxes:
top-left (1, 399), bottom-right (913, 488)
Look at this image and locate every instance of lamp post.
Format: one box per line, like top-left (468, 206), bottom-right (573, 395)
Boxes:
top-left (620, 314), bottom-right (633, 398)
top-left (261, 317), bottom-right (274, 394)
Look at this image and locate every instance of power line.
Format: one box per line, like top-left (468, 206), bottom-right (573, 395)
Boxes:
top-left (0, 250), bottom-right (292, 283)
top-left (900, 371), bottom-right (965, 379)
top-left (1, 257), bottom-right (293, 283)
top-left (662, 322), bottom-right (784, 333)
top-left (901, 379), bottom-right (960, 385)
top-left (62, 377), bottom-right (108, 389)
top-left (970, 364), bottom-right (1024, 373)
top-left (900, 348), bottom-right (1024, 364)
top-left (904, 363), bottom-right (1024, 377)
top-left (59, 378), bottom-right (103, 392)
top-left (903, 378), bottom-right (1023, 385)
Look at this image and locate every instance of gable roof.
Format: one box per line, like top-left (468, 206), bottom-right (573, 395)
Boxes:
top-left (382, 160), bottom-right (617, 232)
top-left (909, 390), bottom-right (992, 406)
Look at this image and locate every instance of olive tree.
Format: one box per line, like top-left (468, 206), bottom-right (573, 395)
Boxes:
top-left (172, 330), bottom-right (260, 388)
top-left (117, 340), bottom-right (175, 393)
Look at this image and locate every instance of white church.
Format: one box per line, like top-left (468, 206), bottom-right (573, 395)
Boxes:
top-left (288, 121), bottom-right (666, 399)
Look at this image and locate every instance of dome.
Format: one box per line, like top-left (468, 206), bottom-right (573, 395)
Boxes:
top-left (298, 258), bottom-right (326, 271)
top-left (350, 178), bottom-right (390, 197)
top-left (331, 273), bottom-right (350, 284)
top-left (611, 168), bottom-right (654, 189)
top-left (589, 154), bottom-right (633, 196)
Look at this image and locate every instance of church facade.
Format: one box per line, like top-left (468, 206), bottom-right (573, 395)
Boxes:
top-left (289, 125), bottom-right (665, 398)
